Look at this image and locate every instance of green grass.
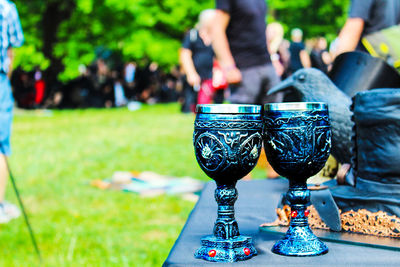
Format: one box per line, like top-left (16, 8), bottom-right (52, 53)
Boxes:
top-left (0, 104), bottom-right (265, 266)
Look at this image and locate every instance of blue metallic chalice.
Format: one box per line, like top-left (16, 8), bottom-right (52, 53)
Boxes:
top-left (263, 102), bottom-right (331, 256)
top-left (193, 104), bottom-right (263, 262)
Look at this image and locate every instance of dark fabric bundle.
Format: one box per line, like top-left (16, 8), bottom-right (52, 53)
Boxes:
top-left (330, 88), bottom-right (400, 217)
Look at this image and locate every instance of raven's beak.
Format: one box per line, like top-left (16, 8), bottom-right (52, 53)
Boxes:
top-left (267, 76), bottom-right (295, 95)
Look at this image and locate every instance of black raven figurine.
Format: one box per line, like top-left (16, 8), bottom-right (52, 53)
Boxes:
top-left (268, 68), bottom-right (353, 164)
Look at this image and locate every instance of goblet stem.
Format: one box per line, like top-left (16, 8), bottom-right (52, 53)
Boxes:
top-left (213, 183), bottom-right (240, 239)
top-left (287, 179), bottom-right (310, 227)
top-left (271, 179), bottom-right (328, 256)
top-left (194, 182), bottom-right (257, 262)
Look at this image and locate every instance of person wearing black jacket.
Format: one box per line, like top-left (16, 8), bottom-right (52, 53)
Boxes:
top-left (336, 0), bottom-right (400, 56)
top-left (212, 0), bottom-right (281, 104)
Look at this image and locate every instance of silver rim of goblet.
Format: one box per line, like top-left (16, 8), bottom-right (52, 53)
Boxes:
top-left (264, 102), bottom-right (327, 111)
top-left (196, 104), bottom-right (262, 114)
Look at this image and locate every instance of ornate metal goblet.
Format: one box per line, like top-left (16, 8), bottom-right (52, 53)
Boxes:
top-left (193, 104), bottom-right (263, 262)
top-left (263, 102), bottom-right (331, 256)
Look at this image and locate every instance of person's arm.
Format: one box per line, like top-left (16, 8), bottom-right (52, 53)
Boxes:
top-left (271, 56), bottom-right (284, 77)
top-left (211, 10), bottom-right (241, 84)
top-left (321, 50), bottom-right (332, 66)
top-left (279, 40), bottom-right (291, 69)
top-left (179, 48), bottom-right (201, 87)
top-left (7, 3), bottom-right (24, 48)
top-left (7, 48), bottom-right (13, 78)
top-left (6, 3), bottom-right (24, 78)
top-left (300, 50), bottom-right (311, 68)
top-left (335, 18), bottom-right (364, 57)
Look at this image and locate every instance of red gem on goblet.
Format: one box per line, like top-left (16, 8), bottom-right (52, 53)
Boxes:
top-left (208, 250), bottom-right (216, 257)
top-left (244, 248), bottom-right (251, 256)
top-left (291, 210), bottom-right (298, 218)
top-left (304, 209), bottom-right (310, 217)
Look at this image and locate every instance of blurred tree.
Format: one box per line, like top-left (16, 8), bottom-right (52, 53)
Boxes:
top-left (13, 0), bottom-right (76, 84)
top-left (12, 0), bottom-right (349, 82)
top-left (268, 0), bottom-right (350, 41)
top-left (13, 0), bottom-right (213, 82)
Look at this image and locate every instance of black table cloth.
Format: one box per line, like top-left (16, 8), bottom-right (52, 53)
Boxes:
top-left (163, 179), bottom-right (399, 266)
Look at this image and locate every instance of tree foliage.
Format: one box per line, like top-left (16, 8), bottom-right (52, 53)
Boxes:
top-left (268, 0), bottom-right (350, 40)
top-left (12, 0), bottom-right (349, 81)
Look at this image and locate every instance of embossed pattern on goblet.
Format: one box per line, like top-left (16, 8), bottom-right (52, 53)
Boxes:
top-left (263, 102), bottom-right (331, 256)
top-left (193, 104), bottom-right (262, 262)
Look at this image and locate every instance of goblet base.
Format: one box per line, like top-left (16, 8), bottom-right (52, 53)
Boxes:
top-left (272, 225), bottom-right (328, 256)
top-left (195, 235), bottom-right (257, 262)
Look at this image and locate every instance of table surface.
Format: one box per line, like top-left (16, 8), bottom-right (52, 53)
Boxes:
top-left (163, 179), bottom-right (400, 267)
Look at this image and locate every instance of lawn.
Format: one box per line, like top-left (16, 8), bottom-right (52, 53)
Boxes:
top-left (0, 104), bottom-right (265, 266)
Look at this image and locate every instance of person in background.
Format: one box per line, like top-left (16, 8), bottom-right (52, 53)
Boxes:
top-left (141, 62), bottom-right (160, 104)
top-left (0, 0), bottom-right (24, 223)
top-left (288, 28), bottom-right (311, 74)
top-left (33, 68), bottom-right (46, 107)
top-left (212, 0), bottom-right (281, 104)
top-left (10, 67), bottom-right (35, 108)
top-left (180, 9), bottom-right (216, 112)
top-left (310, 37), bottom-right (332, 74)
top-left (113, 71), bottom-right (127, 107)
top-left (267, 22), bottom-right (290, 78)
top-left (124, 62), bottom-right (137, 100)
top-left (335, 0), bottom-right (400, 56)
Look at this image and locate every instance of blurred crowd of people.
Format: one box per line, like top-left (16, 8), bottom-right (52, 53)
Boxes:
top-left (179, 6), bottom-right (335, 113)
top-left (8, 0), bottom-right (400, 113)
top-left (268, 25), bottom-right (333, 78)
top-left (179, 0), bottom-right (400, 114)
top-left (8, 8), bottom-right (334, 112)
top-left (9, 24), bottom-right (333, 111)
top-left (10, 59), bottom-right (183, 109)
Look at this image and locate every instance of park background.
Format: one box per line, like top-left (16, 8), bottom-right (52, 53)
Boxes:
top-left (14, 0), bottom-right (349, 81)
top-left (2, 0), bottom-right (349, 266)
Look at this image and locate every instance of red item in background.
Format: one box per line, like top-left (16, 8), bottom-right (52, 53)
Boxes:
top-left (34, 80), bottom-right (46, 105)
top-left (212, 61), bottom-right (228, 90)
top-left (197, 79), bottom-right (214, 105)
